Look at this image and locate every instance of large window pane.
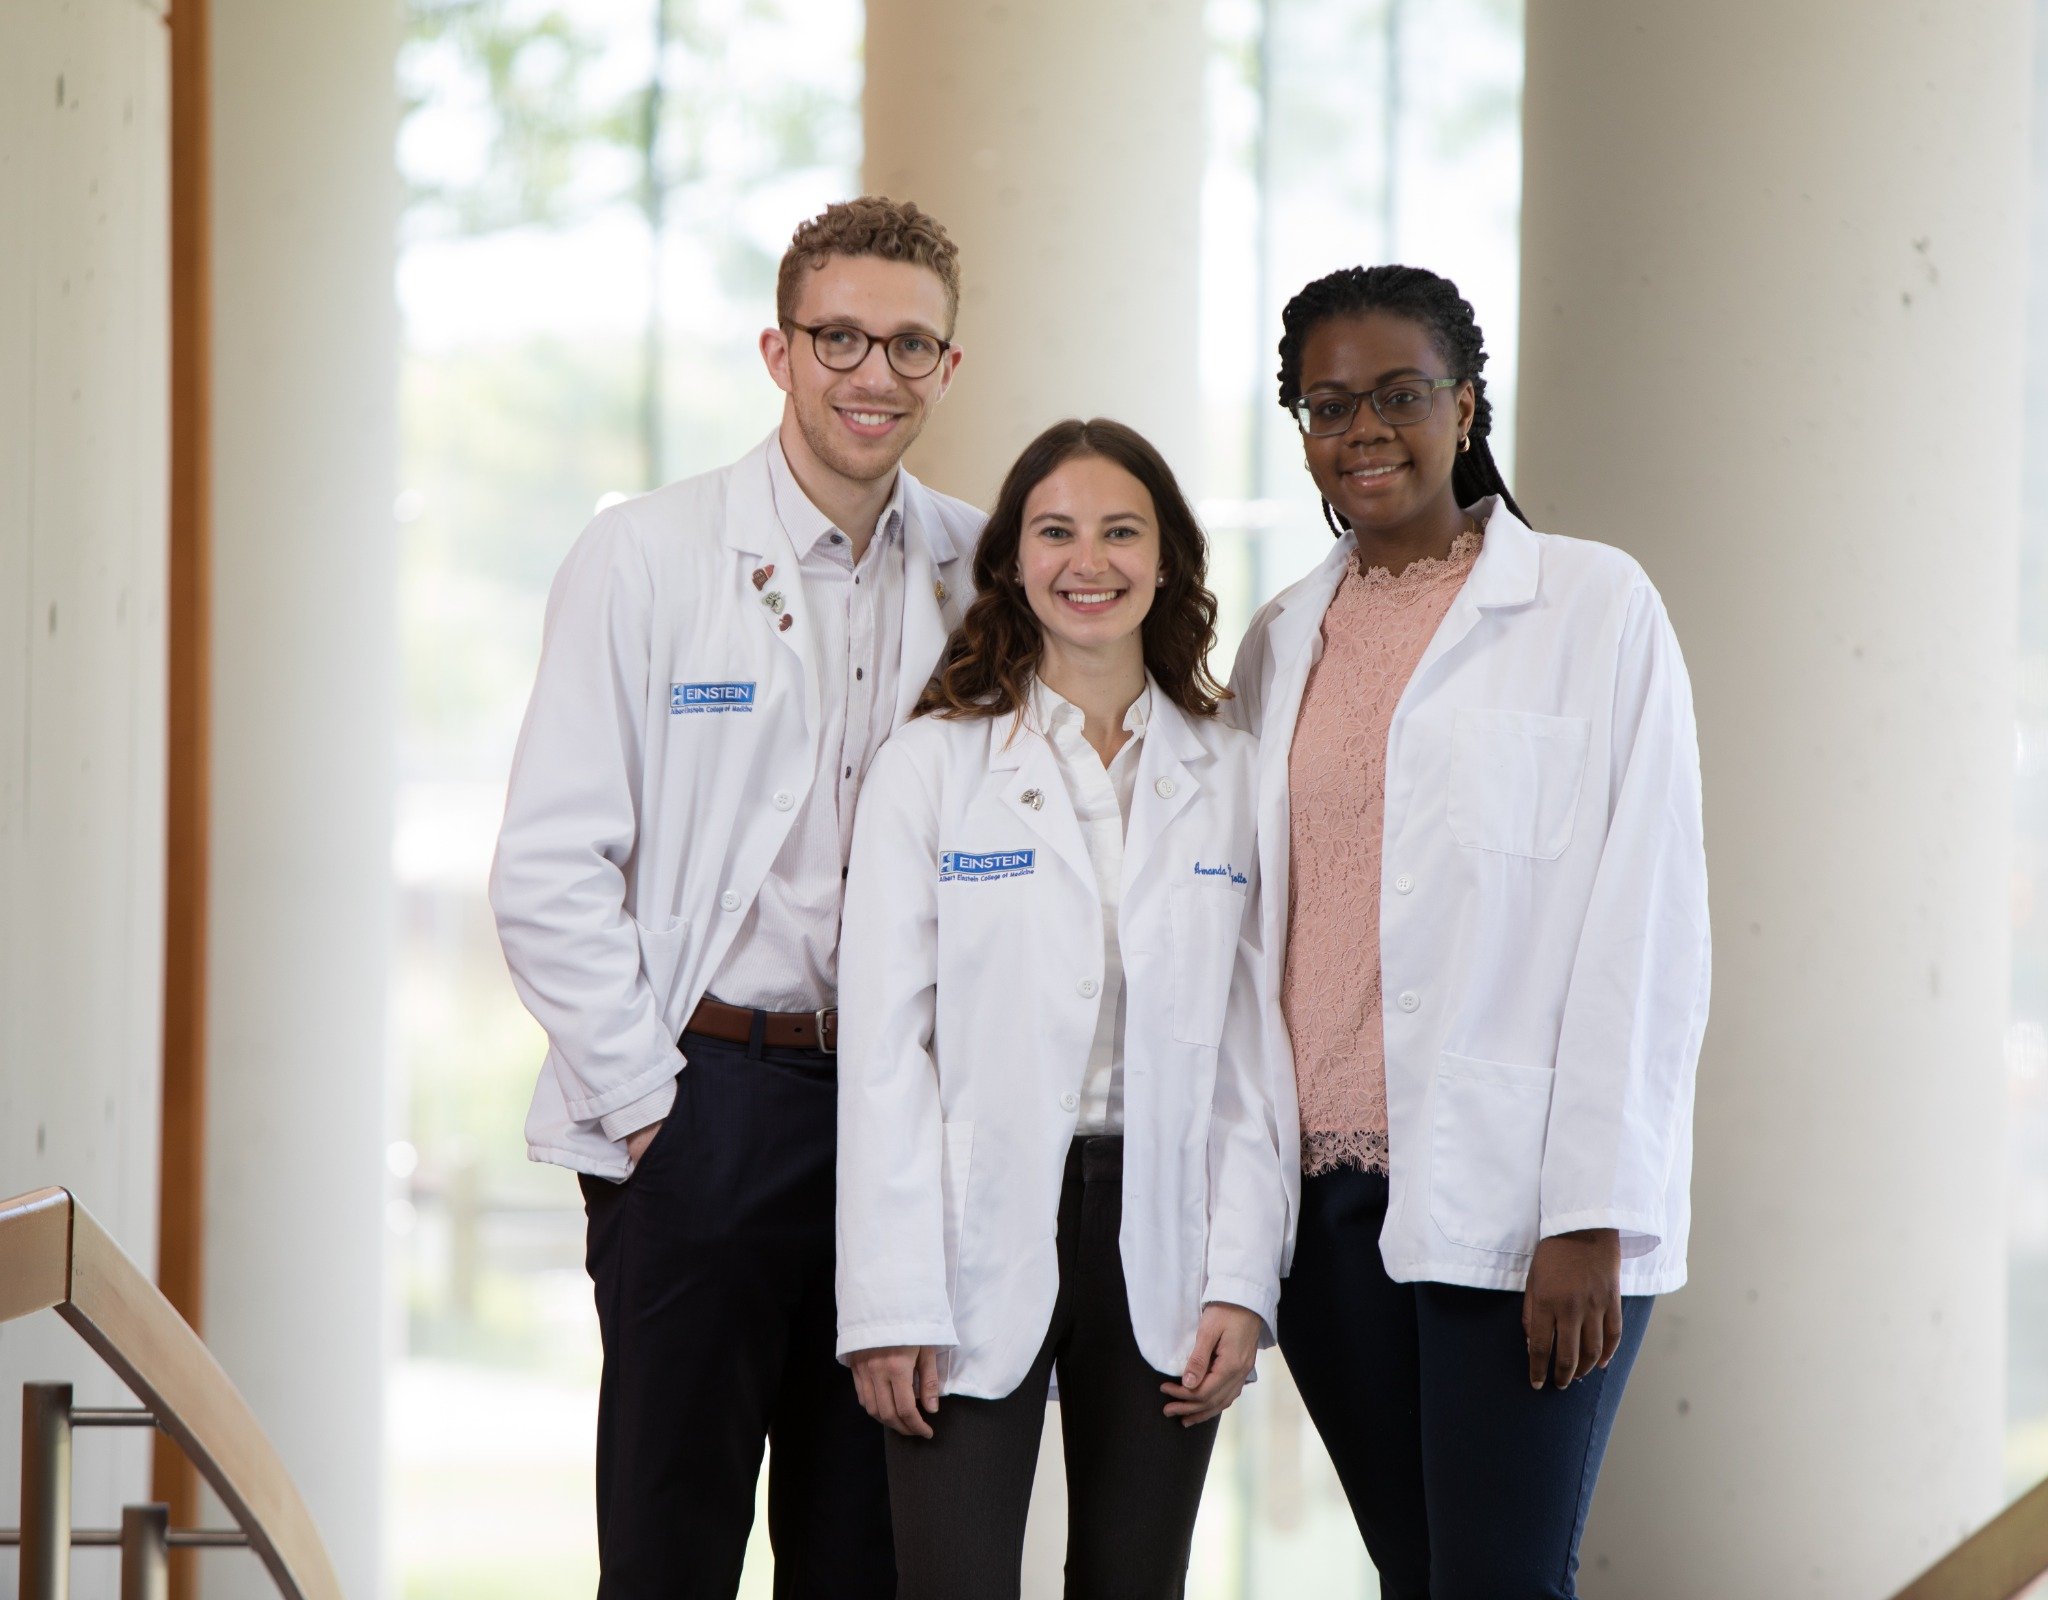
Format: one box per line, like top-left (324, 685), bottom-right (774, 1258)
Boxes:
top-left (392, 4), bottom-right (860, 1593)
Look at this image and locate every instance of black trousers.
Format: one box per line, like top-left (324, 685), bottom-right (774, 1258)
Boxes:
top-left (1278, 1167), bottom-right (1651, 1600)
top-left (578, 1030), bottom-right (893, 1600)
top-left (883, 1136), bottom-right (1218, 1600)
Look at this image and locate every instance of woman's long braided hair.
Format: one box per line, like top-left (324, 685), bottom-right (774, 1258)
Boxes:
top-left (1276, 264), bottom-right (1527, 536)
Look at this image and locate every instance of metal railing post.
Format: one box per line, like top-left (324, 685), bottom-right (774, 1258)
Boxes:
top-left (120, 1504), bottom-right (170, 1600)
top-left (20, 1381), bottom-right (74, 1600)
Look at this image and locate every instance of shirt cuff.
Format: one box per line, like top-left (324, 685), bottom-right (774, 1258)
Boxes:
top-left (599, 1077), bottom-right (679, 1143)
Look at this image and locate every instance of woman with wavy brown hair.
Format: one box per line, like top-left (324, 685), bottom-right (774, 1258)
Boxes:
top-left (833, 418), bottom-right (1290, 1599)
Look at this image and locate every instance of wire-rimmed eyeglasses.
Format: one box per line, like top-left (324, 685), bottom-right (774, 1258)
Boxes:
top-left (1287, 377), bottom-right (1464, 436)
top-left (785, 320), bottom-right (953, 380)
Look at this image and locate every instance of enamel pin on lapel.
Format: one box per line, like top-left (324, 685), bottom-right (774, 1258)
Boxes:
top-left (1019, 788), bottom-right (1044, 810)
top-left (751, 564), bottom-right (775, 590)
top-left (934, 579), bottom-right (948, 603)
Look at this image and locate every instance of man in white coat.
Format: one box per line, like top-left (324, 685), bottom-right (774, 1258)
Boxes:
top-left (490, 197), bottom-right (983, 1599)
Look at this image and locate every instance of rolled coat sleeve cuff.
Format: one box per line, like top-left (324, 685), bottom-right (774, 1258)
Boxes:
top-left (1202, 1273), bottom-right (1281, 1347)
top-left (598, 1077), bottom-right (679, 1144)
top-left (1539, 1208), bottom-right (1664, 1258)
top-left (836, 1319), bottom-right (958, 1361)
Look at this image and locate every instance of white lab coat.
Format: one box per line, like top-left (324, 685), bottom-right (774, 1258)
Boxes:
top-left (1228, 498), bottom-right (1709, 1295)
top-left (834, 690), bottom-right (1290, 1398)
top-left (491, 432), bottom-right (982, 1178)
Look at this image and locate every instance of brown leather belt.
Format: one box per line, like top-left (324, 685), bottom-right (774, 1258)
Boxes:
top-left (685, 997), bottom-right (837, 1054)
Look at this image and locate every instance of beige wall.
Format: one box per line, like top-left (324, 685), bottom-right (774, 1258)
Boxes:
top-left (1518, 3), bottom-right (2027, 1594)
top-left (863, 0), bottom-right (1206, 507)
top-left (0, 0), bottom-right (171, 1583)
top-left (198, 0), bottom-right (400, 1594)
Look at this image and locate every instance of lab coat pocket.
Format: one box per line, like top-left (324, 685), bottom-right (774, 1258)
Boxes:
top-left (1428, 1052), bottom-right (1555, 1255)
top-left (633, 915), bottom-right (692, 1041)
top-left (1170, 883), bottom-right (1244, 1047)
top-left (941, 1121), bottom-right (974, 1303)
top-left (1447, 709), bottom-right (1591, 860)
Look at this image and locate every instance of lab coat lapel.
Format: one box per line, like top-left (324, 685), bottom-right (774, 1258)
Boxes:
top-left (1405, 497), bottom-right (1542, 690)
top-left (895, 480), bottom-right (966, 724)
top-left (1123, 694), bottom-right (1203, 894)
top-left (721, 433), bottom-right (821, 736)
top-left (1263, 536), bottom-right (1353, 713)
top-left (988, 711), bottom-right (1096, 892)
top-left (1254, 534), bottom-right (1353, 821)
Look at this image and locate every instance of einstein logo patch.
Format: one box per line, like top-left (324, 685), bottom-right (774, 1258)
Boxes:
top-left (672, 681), bottom-right (756, 714)
top-left (940, 848), bottom-right (1036, 882)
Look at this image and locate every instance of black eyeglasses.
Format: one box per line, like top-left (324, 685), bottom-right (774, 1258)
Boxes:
top-left (1288, 378), bottom-right (1463, 436)
top-left (785, 321), bottom-right (953, 379)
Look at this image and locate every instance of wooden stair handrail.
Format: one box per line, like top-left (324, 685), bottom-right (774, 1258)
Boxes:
top-left (1886, 1477), bottom-right (2048, 1600)
top-left (0, 1187), bottom-right (343, 1600)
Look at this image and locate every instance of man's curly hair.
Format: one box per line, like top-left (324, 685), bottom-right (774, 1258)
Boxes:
top-left (776, 197), bottom-right (962, 334)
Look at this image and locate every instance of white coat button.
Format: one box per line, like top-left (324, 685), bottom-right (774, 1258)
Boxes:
top-left (1155, 778), bottom-right (1177, 798)
top-left (1060, 1092), bottom-right (1079, 1112)
top-left (1397, 990), bottom-right (1420, 1013)
top-left (1395, 874), bottom-right (1414, 894)
top-left (773, 790), bottom-right (795, 811)
top-left (720, 891), bottom-right (741, 912)
top-left (1078, 977), bottom-right (1099, 998)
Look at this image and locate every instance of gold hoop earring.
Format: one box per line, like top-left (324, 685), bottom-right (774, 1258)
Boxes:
top-left (1458, 435), bottom-right (1472, 454)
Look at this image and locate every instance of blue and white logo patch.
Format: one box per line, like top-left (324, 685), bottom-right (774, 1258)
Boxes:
top-left (671, 681), bottom-right (757, 715)
top-left (940, 848), bottom-right (1037, 882)
top-left (1192, 859), bottom-right (1248, 887)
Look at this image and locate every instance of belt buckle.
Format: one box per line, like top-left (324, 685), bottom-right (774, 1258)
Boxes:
top-left (814, 1008), bottom-right (837, 1055)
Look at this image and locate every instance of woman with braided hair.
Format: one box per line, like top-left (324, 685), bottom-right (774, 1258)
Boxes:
top-left (1227, 265), bottom-right (1709, 1598)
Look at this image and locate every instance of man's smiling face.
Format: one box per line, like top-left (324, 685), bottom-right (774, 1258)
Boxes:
top-left (763, 253), bottom-right (961, 490)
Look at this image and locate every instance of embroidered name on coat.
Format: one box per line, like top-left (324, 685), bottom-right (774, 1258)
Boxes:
top-left (672, 681), bottom-right (757, 714)
top-left (940, 848), bottom-right (1036, 882)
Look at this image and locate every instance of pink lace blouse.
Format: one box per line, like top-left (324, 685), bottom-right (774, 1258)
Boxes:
top-left (1282, 529), bottom-right (1482, 1176)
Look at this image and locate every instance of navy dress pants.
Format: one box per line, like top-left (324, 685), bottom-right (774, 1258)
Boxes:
top-left (578, 1030), bottom-right (893, 1600)
top-left (1278, 1167), bottom-right (1651, 1600)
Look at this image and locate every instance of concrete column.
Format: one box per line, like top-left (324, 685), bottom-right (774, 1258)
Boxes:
top-left (204, 0), bottom-right (397, 1593)
top-left (863, 7), bottom-right (1205, 1586)
top-left (0, 0), bottom-right (169, 1568)
top-left (1517, 5), bottom-right (2026, 1596)
top-left (863, 0), bottom-right (1206, 506)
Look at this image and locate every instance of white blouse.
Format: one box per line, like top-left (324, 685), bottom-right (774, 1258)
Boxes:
top-left (1029, 676), bottom-right (1151, 1136)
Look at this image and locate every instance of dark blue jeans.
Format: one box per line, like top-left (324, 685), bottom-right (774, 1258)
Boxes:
top-left (1278, 1168), bottom-right (1651, 1600)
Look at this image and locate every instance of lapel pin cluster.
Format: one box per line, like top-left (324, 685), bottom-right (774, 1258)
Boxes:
top-left (755, 568), bottom-right (794, 632)
top-left (1020, 788), bottom-right (1044, 811)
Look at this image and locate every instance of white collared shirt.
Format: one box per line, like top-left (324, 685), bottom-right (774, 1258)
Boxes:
top-left (706, 437), bottom-right (908, 1015)
top-left (1030, 676), bottom-right (1151, 1135)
